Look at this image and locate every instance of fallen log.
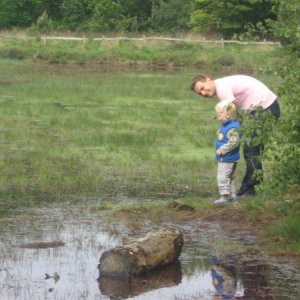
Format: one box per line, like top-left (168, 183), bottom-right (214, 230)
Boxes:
top-left (98, 228), bottom-right (184, 278)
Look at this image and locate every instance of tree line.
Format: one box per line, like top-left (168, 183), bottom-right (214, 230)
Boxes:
top-left (1, 0), bottom-right (277, 39)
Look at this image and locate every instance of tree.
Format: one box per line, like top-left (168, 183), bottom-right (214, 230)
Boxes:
top-left (60, 0), bottom-right (92, 30)
top-left (87, 0), bottom-right (123, 31)
top-left (272, 0), bottom-right (300, 51)
top-left (190, 0), bottom-right (277, 38)
top-left (41, 0), bottom-right (63, 22)
top-left (53, 0), bottom-right (153, 32)
top-left (0, 0), bottom-right (44, 28)
top-left (120, 0), bottom-right (152, 32)
top-left (151, 0), bottom-right (193, 32)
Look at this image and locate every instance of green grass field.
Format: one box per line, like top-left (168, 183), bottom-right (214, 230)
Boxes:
top-left (0, 60), bottom-right (226, 202)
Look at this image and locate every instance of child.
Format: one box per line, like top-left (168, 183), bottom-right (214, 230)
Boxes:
top-left (214, 102), bottom-right (241, 204)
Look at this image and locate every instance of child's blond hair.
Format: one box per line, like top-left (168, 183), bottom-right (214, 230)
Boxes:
top-left (215, 101), bottom-right (236, 117)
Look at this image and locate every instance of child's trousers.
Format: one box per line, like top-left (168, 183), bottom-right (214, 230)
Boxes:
top-left (217, 162), bottom-right (238, 196)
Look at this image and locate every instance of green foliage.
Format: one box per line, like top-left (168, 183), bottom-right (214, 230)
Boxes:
top-left (266, 214), bottom-right (300, 251)
top-left (59, 0), bottom-right (150, 32)
top-left (235, 21), bottom-right (273, 41)
top-left (240, 109), bottom-right (277, 148)
top-left (60, 0), bottom-right (91, 30)
top-left (0, 0), bottom-right (44, 28)
top-left (273, 196), bottom-right (300, 217)
top-left (190, 0), bottom-right (277, 38)
top-left (243, 197), bottom-right (265, 214)
top-left (30, 10), bottom-right (53, 34)
top-left (261, 0), bottom-right (300, 193)
top-left (151, 0), bottom-right (193, 32)
top-left (0, 0), bottom-right (278, 36)
top-left (118, 0), bottom-right (152, 32)
top-left (42, 0), bottom-right (63, 21)
top-left (271, 0), bottom-right (300, 52)
top-left (87, 0), bottom-right (123, 31)
top-left (283, 216), bottom-right (300, 241)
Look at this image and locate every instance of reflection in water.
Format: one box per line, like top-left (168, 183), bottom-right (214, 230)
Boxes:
top-left (98, 260), bottom-right (182, 299)
top-left (210, 254), bottom-right (276, 300)
top-left (211, 256), bottom-right (237, 299)
top-left (0, 203), bottom-right (299, 299)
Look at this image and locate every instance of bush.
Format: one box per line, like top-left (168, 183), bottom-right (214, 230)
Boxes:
top-left (262, 0), bottom-right (300, 194)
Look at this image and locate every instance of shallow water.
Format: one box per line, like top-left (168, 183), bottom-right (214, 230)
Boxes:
top-left (0, 201), bottom-right (299, 300)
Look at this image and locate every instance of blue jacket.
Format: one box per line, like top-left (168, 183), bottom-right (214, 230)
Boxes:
top-left (215, 119), bottom-right (241, 163)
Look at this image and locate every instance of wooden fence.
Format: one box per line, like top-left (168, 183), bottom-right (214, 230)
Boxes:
top-left (0, 33), bottom-right (279, 46)
top-left (39, 35), bottom-right (279, 46)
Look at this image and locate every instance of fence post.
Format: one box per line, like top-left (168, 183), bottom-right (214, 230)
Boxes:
top-left (43, 34), bottom-right (46, 46)
top-left (221, 38), bottom-right (224, 48)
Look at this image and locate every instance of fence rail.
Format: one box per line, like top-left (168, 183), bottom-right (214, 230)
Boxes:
top-left (9, 34), bottom-right (279, 46)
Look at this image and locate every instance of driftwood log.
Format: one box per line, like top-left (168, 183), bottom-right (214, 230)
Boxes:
top-left (99, 228), bottom-right (183, 278)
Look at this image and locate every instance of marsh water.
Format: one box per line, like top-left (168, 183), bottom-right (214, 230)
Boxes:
top-left (0, 198), bottom-right (299, 300)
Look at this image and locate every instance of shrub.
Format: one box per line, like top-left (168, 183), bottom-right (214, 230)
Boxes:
top-left (262, 0), bottom-right (300, 194)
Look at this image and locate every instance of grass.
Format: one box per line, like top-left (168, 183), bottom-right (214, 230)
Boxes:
top-left (0, 61), bottom-right (220, 202)
top-left (0, 32), bottom-right (281, 70)
top-left (264, 214), bottom-right (300, 253)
